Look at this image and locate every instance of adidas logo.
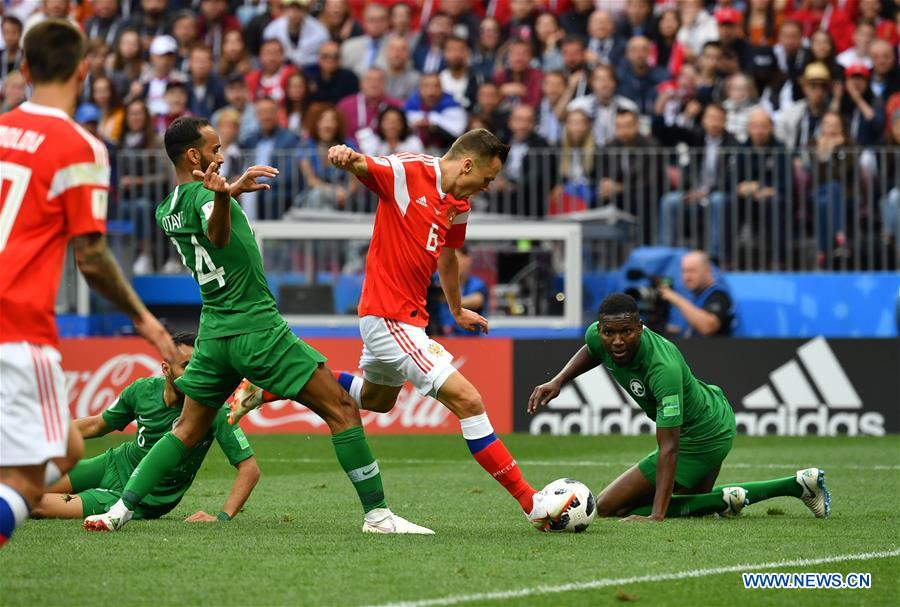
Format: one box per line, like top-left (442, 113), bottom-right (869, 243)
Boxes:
top-left (737, 337), bottom-right (884, 437)
top-left (415, 196), bottom-right (428, 207)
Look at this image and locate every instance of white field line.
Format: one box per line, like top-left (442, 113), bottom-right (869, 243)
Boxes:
top-left (266, 457), bottom-right (900, 471)
top-left (365, 549), bottom-right (900, 607)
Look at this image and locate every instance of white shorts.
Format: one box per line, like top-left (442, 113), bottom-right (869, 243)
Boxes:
top-left (0, 342), bottom-right (70, 466)
top-left (358, 316), bottom-right (456, 397)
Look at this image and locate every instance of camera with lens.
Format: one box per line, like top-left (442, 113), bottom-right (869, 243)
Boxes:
top-left (623, 269), bottom-right (672, 334)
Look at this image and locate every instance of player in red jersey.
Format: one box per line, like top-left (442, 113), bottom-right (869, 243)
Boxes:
top-left (0, 20), bottom-right (175, 548)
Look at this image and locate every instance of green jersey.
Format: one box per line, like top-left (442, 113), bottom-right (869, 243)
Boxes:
top-left (101, 377), bottom-right (253, 510)
top-left (585, 324), bottom-right (735, 444)
top-left (156, 181), bottom-right (282, 339)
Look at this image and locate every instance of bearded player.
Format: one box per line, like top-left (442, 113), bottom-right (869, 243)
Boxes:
top-left (234, 130), bottom-right (565, 527)
top-left (83, 117), bottom-right (429, 534)
top-left (34, 332), bottom-right (260, 524)
top-left (0, 20), bottom-right (176, 548)
top-left (529, 293), bottom-right (830, 522)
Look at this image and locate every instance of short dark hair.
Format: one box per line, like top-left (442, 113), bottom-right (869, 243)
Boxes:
top-left (3, 15), bottom-right (24, 32)
top-left (446, 128), bottom-right (510, 163)
top-left (599, 293), bottom-right (639, 317)
top-left (561, 34), bottom-right (584, 49)
top-left (171, 331), bottom-right (197, 348)
top-left (443, 35), bottom-right (469, 49)
top-left (615, 107), bottom-right (639, 121)
top-left (23, 19), bottom-right (85, 84)
top-left (164, 116), bottom-right (211, 164)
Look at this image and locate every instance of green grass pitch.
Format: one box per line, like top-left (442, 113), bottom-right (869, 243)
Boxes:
top-left (2, 434), bottom-right (898, 606)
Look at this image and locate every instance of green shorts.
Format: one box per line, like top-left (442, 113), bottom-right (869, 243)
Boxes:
top-left (176, 322), bottom-right (327, 407)
top-left (637, 430), bottom-right (735, 490)
top-left (69, 450), bottom-right (171, 520)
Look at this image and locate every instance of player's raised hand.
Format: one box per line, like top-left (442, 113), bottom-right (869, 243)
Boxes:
top-left (192, 161), bottom-right (229, 193)
top-left (527, 380), bottom-right (561, 415)
top-left (229, 165), bottom-right (279, 197)
top-left (328, 144), bottom-right (359, 169)
top-left (453, 308), bottom-right (489, 334)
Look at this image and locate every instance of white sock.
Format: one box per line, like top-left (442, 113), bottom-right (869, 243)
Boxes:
top-left (459, 412), bottom-right (494, 440)
top-left (44, 462), bottom-right (62, 487)
top-left (109, 498), bottom-right (130, 515)
top-left (349, 376), bottom-right (363, 408)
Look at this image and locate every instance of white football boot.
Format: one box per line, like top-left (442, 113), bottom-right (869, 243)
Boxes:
top-left (720, 486), bottom-right (749, 517)
top-left (83, 500), bottom-right (133, 532)
top-left (227, 379), bottom-right (264, 425)
top-left (362, 508), bottom-right (434, 534)
top-left (527, 490), bottom-right (575, 531)
top-left (796, 468), bottom-right (830, 518)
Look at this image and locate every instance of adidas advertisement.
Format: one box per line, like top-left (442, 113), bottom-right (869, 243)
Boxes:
top-left (513, 337), bottom-right (898, 437)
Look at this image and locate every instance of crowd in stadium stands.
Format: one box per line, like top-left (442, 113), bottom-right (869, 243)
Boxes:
top-left (1, 0), bottom-right (899, 272)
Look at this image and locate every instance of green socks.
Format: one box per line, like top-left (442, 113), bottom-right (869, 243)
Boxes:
top-left (331, 426), bottom-right (387, 513)
top-left (628, 492), bottom-right (728, 518)
top-left (713, 476), bottom-right (802, 502)
top-left (122, 432), bottom-right (188, 509)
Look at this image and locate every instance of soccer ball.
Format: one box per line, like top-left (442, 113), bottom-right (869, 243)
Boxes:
top-left (539, 478), bottom-right (596, 533)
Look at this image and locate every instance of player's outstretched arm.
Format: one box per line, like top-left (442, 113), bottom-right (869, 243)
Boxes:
top-left (74, 414), bottom-right (112, 439)
top-left (328, 144), bottom-right (369, 176)
top-left (527, 345), bottom-right (601, 414)
top-left (193, 161), bottom-right (232, 248)
top-left (185, 456), bottom-right (261, 522)
top-left (623, 427), bottom-right (681, 522)
top-left (72, 233), bottom-right (177, 362)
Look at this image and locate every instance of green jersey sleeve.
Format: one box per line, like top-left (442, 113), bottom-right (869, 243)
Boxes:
top-left (584, 322), bottom-right (604, 360)
top-left (647, 357), bottom-right (684, 428)
top-left (101, 382), bottom-right (137, 431)
top-left (212, 407), bottom-right (254, 466)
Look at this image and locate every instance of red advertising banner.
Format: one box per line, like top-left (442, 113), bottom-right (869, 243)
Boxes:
top-left (58, 336), bottom-right (513, 434)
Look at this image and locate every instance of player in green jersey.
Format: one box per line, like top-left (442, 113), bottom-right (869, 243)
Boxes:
top-left (84, 117), bottom-right (430, 534)
top-left (528, 293), bottom-right (830, 521)
top-left (34, 332), bottom-right (259, 522)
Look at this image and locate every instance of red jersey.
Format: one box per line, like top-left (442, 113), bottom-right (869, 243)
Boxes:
top-left (0, 102), bottom-right (109, 347)
top-left (357, 153), bottom-right (470, 327)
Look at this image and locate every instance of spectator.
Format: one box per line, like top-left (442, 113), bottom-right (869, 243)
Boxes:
top-left (471, 17), bottom-right (502, 81)
top-left (839, 64), bottom-right (885, 146)
top-left (654, 64), bottom-right (703, 132)
top-left (807, 29), bottom-right (843, 81)
top-left (84, 0), bottom-right (122, 47)
top-left (534, 13), bottom-right (565, 71)
top-left (537, 70), bottom-right (566, 145)
top-left (383, 34), bottom-right (420, 101)
top-left (404, 72), bottom-right (467, 148)
top-left (723, 73), bottom-right (758, 143)
top-left (110, 28), bottom-right (145, 100)
top-left (677, 0), bottom-right (719, 59)
top-left (337, 67), bottom-right (400, 141)
top-left (197, 0), bottom-right (241, 62)
top-left (568, 64), bottom-right (640, 145)
top-left (213, 108), bottom-right (244, 180)
top-left (135, 35), bottom-right (187, 123)
top-left (858, 0), bottom-right (898, 44)
top-left (169, 11), bottom-right (197, 74)
top-left (760, 19), bottom-right (810, 114)
top-left (126, 0), bottom-right (168, 53)
top-left (807, 111), bottom-right (855, 267)
top-left (319, 0), bottom-right (363, 44)
top-left (504, 0), bottom-right (537, 42)
top-left (734, 108), bottom-right (789, 267)
top-left (559, 35), bottom-right (590, 99)
top-left (187, 44), bottom-right (227, 119)
top-left (158, 81), bottom-right (191, 134)
top-left (434, 246), bottom-right (488, 336)
top-left (1, 70), bottom-right (26, 112)
top-left (280, 71), bottom-right (312, 135)
top-left (239, 97), bottom-right (302, 219)
top-left (244, 0), bottom-right (283, 56)
top-left (219, 29), bottom-right (252, 80)
top-left (1, 16), bottom-right (23, 86)
top-left (659, 250), bottom-right (736, 337)
top-left (880, 110), bottom-right (900, 249)
top-left (744, 0), bottom-right (783, 47)
top-left (657, 104), bottom-right (738, 254)
top-left (549, 109), bottom-right (599, 213)
top-left (616, 35), bottom-right (669, 115)
top-left (837, 21), bottom-right (876, 69)
top-left (388, 1), bottom-right (417, 44)
top-left (91, 75), bottom-right (125, 144)
top-left (584, 9), bottom-right (624, 67)
top-left (869, 40), bottom-right (900, 105)
top-left (787, 0), bottom-right (853, 52)
top-left (494, 105), bottom-right (554, 216)
top-left (413, 11), bottom-right (452, 73)
top-left (23, 0), bottom-right (77, 35)
top-left (617, 0), bottom-right (656, 40)
top-left (246, 39), bottom-right (297, 105)
top-left (356, 105), bottom-right (425, 156)
top-left (341, 3), bottom-right (390, 77)
top-left (305, 40), bottom-right (360, 104)
top-left (298, 104), bottom-right (357, 210)
top-left (655, 8), bottom-right (685, 77)
top-left (493, 39), bottom-right (542, 108)
top-left (213, 74), bottom-right (259, 144)
top-left (439, 36), bottom-right (478, 109)
top-left (695, 40), bottom-right (725, 106)
top-left (263, 0), bottom-right (329, 68)
top-left (80, 39), bottom-right (111, 105)
top-left (560, 0), bottom-right (595, 39)
top-left (714, 7), bottom-right (751, 71)
top-left (472, 81), bottom-right (509, 136)
top-left (600, 108), bottom-right (663, 238)
top-left (442, 0), bottom-right (481, 47)
top-left (776, 62), bottom-right (836, 150)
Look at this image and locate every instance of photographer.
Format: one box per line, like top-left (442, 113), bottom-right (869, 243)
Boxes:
top-left (659, 251), bottom-right (735, 337)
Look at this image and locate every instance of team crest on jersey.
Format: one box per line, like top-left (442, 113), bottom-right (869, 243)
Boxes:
top-left (629, 379), bottom-right (645, 397)
top-left (446, 209), bottom-right (457, 223)
top-left (427, 342), bottom-right (444, 356)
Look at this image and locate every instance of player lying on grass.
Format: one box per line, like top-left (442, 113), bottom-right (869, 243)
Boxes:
top-left (229, 129), bottom-right (569, 529)
top-left (84, 117), bottom-right (429, 534)
top-left (528, 293), bottom-right (830, 521)
top-left (33, 332), bottom-right (259, 523)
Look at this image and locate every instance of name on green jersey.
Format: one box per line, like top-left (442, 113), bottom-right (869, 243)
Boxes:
top-left (160, 211), bottom-right (184, 232)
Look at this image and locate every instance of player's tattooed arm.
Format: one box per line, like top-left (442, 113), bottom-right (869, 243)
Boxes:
top-left (527, 346), bottom-right (601, 414)
top-left (328, 144), bottom-right (369, 176)
top-left (72, 233), bottom-right (177, 362)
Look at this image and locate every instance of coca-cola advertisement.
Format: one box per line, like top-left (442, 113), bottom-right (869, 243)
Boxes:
top-left (59, 336), bottom-right (513, 434)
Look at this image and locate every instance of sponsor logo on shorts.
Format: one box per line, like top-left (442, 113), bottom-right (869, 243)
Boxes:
top-left (629, 379), bottom-right (645, 397)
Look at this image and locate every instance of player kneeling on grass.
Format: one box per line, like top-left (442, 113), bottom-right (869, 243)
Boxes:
top-left (33, 332), bottom-right (259, 523)
top-left (528, 293), bottom-right (830, 521)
